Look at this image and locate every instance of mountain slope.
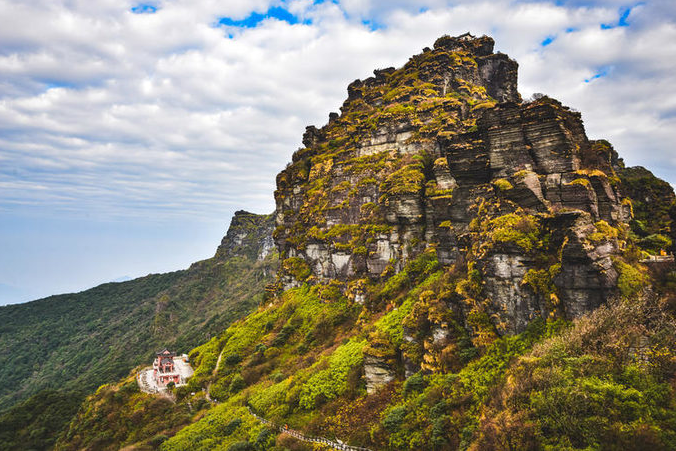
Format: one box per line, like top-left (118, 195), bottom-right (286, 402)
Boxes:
top-left (0, 389), bottom-right (84, 451)
top-left (57, 33), bottom-right (676, 451)
top-left (0, 211), bottom-right (276, 413)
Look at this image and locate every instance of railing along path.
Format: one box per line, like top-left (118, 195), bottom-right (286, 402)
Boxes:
top-left (247, 407), bottom-right (372, 451)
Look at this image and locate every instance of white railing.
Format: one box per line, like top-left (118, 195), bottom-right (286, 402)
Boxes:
top-left (640, 254), bottom-right (674, 263)
top-left (246, 407), bottom-right (372, 451)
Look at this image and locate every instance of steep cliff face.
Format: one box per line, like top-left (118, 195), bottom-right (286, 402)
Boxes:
top-left (274, 34), bottom-right (517, 286)
top-left (273, 34), bottom-right (633, 336)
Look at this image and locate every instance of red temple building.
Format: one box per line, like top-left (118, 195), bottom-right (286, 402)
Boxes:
top-left (152, 349), bottom-right (182, 387)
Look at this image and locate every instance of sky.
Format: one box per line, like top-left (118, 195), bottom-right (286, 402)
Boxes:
top-left (0, 0), bottom-right (675, 305)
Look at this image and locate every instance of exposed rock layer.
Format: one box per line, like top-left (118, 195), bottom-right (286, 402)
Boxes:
top-left (272, 34), bottom-right (665, 387)
top-left (215, 210), bottom-right (275, 262)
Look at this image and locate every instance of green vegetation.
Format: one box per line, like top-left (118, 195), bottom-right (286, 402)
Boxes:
top-left (473, 296), bottom-right (676, 450)
top-left (589, 219), bottom-right (620, 243)
top-left (0, 212), bottom-right (277, 447)
top-left (381, 161), bottom-right (425, 196)
top-left (298, 339), bottom-right (365, 409)
top-left (482, 212), bottom-right (542, 252)
top-left (56, 377), bottom-right (194, 451)
top-left (568, 177), bottom-right (591, 188)
top-left (614, 259), bottom-right (649, 298)
top-left (521, 264), bottom-right (560, 299)
top-left (0, 390), bottom-right (84, 451)
top-left (160, 403), bottom-right (266, 451)
top-left (280, 257), bottom-right (312, 282)
top-left (373, 319), bottom-right (563, 450)
top-left (619, 166), bottom-right (676, 249)
top-left (492, 178), bottom-right (513, 191)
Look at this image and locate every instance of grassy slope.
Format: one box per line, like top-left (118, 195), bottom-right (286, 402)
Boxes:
top-left (0, 212), bottom-right (275, 436)
top-left (55, 249), bottom-right (676, 451)
top-left (0, 390), bottom-right (84, 451)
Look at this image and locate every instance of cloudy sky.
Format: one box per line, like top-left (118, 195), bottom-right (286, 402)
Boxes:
top-left (0, 0), bottom-right (674, 304)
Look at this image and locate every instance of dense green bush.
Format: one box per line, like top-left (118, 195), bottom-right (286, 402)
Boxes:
top-left (227, 441), bottom-right (254, 451)
top-left (223, 418), bottom-right (243, 436)
top-left (382, 406), bottom-right (407, 432)
top-left (473, 296), bottom-right (676, 450)
top-left (403, 372), bottom-right (424, 394)
top-left (0, 390), bottom-right (84, 451)
top-left (230, 375), bottom-right (246, 393)
top-left (225, 353), bottom-right (243, 365)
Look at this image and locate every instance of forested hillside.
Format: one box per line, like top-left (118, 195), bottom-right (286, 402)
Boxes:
top-left (0, 211), bottom-right (276, 449)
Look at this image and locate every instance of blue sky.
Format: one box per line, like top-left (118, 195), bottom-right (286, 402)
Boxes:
top-left (0, 0), bottom-right (675, 304)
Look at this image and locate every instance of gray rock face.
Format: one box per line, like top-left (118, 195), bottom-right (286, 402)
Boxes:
top-left (477, 53), bottom-right (521, 103)
top-left (433, 34), bottom-right (521, 103)
top-left (215, 210), bottom-right (276, 262)
top-left (482, 253), bottom-right (538, 334)
top-left (363, 355), bottom-right (397, 394)
top-left (553, 213), bottom-right (619, 318)
top-left (273, 34), bottom-right (632, 340)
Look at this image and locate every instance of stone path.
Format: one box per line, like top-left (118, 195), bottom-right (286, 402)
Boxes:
top-left (247, 407), bottom-right (372, 451)
top-left (137, 367), bottom-right (158, 394)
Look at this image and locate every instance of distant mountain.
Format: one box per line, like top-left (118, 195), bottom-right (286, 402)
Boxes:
top-left (0, 210), bottom-right (276, 413)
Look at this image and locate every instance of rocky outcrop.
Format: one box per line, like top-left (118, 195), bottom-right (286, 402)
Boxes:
top-left (363, 335), bottom-right (399, 394)
top-left (273, 33), bottom-right (643, 359)
top-left (215, 211), bottom-right (275, 262)
top-left (363, 355), bottom-right (397, 394)
top-left (554, 213), bottom-right (619, 318)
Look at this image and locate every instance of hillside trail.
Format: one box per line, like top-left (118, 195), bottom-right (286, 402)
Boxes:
top-left (246, 407), bottom-right (372, 451)
top-left (205, 348), bottom-right (225, 403)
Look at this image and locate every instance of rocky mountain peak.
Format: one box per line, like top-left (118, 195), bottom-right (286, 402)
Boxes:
top-left (341, 33), bottom-right (519, 119)
top-left (272, 33), bottom-right (666, 335)
top-left (38, 33), bottom-right (676, 451)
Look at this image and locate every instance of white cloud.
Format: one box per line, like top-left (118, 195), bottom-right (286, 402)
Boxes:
top-left (2, 0), bottom-right (675, 218)
top-left (0, 0), bottom-right (675, 301)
